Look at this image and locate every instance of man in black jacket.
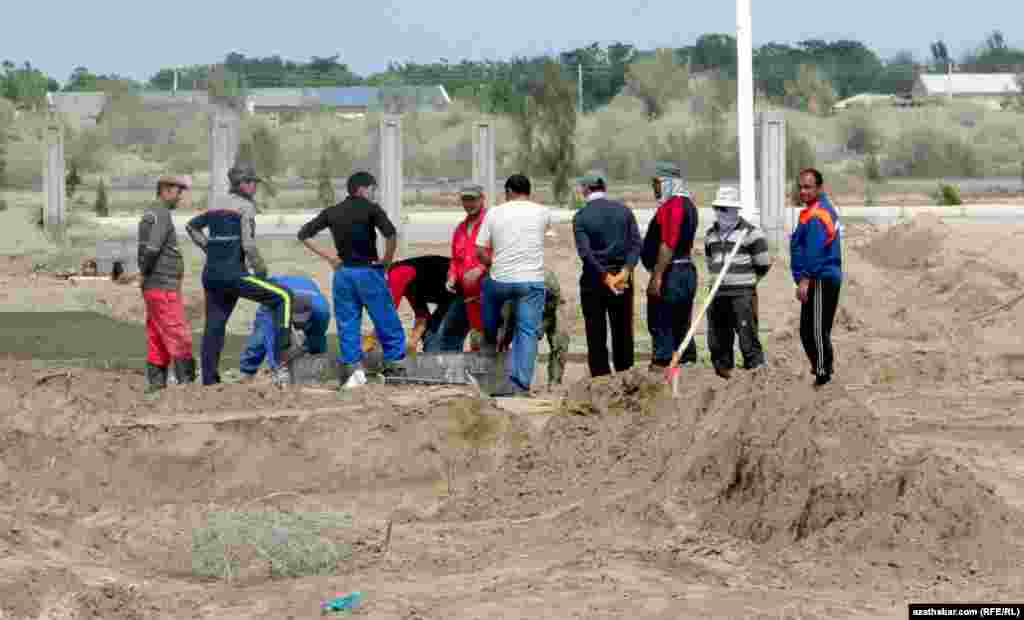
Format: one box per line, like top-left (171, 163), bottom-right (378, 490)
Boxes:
top-left (571, 171), bottom-right (642, 377)
top-left (186, 164), bottom-right (301, 387)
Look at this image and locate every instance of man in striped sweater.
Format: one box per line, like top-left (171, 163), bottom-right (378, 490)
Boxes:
top-left (703, 186), bottom-right (773, 379)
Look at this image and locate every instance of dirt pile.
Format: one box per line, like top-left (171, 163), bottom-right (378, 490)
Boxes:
top-left (440, 368), bottom-right (1022, 574)
top-left (860, 213), bottom-right (950, 270)
top-left (0, 569), bottom-right (153, 620)
top-left (667, 369), bottom-right (1019, 572)
top-left (0, 359), bottom-right (347, 438)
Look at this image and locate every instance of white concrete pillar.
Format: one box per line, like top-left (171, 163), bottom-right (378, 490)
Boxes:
top-left (472, 120), bottom-right (497, 208)
top-left (378, 115), bottom-right (404, 257)
top-left (757, 111), bottom-right (787, 250)
top-left (42, 120), bottom-right (66, 241)
top-left (207, 105), bottom-right (240, 211)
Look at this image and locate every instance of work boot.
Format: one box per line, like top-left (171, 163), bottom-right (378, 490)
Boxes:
top-left (144, 363), bottom-right (168, 395)
top-left (379, 359), bottom-right (407, 380)
top-left (173, 358), bottom-right (197, 384)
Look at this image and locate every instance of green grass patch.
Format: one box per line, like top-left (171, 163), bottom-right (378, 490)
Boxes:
top-left (191, 509), bottom-right (353, 581)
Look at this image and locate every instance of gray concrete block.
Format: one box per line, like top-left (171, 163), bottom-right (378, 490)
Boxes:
top-left (288, 351), bottom-right (511, 386)
top-left (289, 354), bottom-right (336, 385)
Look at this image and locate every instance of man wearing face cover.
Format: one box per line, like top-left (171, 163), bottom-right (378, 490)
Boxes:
top-left (703, 185), bottom-right (773, 379)
top-left (641, 161), bottom-right (700, 370)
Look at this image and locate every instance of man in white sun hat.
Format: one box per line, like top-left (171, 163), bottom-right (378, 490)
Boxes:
top-left (703, 185), bottom-right (773, 379)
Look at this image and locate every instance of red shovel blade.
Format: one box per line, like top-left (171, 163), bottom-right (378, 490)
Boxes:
top-left (665, 366), bottom-right (680, 383)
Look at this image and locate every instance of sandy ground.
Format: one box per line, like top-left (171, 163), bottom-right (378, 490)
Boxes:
top-left (1, 215), bottom-right (1024, 618)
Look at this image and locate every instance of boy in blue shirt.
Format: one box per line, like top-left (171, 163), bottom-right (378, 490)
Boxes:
top-left (790, 168), bottom-right (843, 387)
top-left (239, 275), bottom-right (330, 381)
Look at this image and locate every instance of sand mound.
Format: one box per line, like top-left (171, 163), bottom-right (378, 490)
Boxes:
top-left (439, 368), bottom-right (1021, 574)
top-left (668, 371), bottom-right (1017, 568)
top-left (861, 214), bottom-right (950, 270)
top-left (0, 359), bottom-right (347, 438)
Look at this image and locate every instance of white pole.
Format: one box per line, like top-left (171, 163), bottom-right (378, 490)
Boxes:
top-left (577, 63), bottom-right (583, 115)
top-left (737, 0), bottom-right (757, 222)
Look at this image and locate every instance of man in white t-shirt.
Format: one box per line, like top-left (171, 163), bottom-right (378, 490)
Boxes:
top-left (475, 174), bottom-right (552, 397)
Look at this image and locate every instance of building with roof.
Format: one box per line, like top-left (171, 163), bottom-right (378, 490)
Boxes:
top-left (911, 73), bottom-right (1021, 108)
top-left (47, 92), bottom-right (109, 127)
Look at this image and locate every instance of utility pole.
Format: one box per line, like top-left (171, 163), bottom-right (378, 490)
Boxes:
top-left (737, 0), bottom-right (757, 223)
top-left (577, 62), bottom-right (583, 115)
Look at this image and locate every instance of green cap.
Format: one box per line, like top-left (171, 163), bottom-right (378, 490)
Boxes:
top-left (576, 170), bottom-right (607, 187)
top-left (459, 184), bottom-right (484, 198)
top-left (654, 161), bottom-right (682, 178)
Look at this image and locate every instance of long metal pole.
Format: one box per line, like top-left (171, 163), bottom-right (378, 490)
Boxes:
top-left (577, 63), bottom-right (583, 115)
top-left (737, 0), bottom-right (757, 222)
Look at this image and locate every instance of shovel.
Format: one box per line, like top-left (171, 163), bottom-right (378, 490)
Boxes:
top-left (665, 227), bottom-right (749, 397)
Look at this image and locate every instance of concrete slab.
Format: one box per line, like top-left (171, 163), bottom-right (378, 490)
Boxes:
top-left (289, 351), bottom-right (512, 387)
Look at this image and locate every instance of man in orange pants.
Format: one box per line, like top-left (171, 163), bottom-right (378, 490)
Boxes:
top-left (138, 174), bottom-right (196, 393)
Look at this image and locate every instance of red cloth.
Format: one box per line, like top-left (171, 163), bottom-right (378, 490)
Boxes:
top-left (655, 196), bottom-right (686, 249)
top-left (143, 289), bottom-right (194, 366)
top-left (387, 264), bottom-right (429, 318)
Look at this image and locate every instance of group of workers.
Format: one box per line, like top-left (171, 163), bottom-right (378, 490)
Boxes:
top-left (136, 160), bottom-right (843, 397)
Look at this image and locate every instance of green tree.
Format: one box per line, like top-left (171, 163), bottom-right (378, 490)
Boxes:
top-left (625, 48), bottom-right (690, 119)
top-left (517, 60), bottom-right (578, 204)
top-left (316, 146), bottom-right (336, 208)
top-left (65, 163), bottom-right (81, 199)
top-left (94, 179), bottom-right (109, 217)
top-left (784, 64), bottom-right (837, 115)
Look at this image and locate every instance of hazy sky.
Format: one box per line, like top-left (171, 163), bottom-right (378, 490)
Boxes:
top-left (7, 0), bottom-right (1023, 84)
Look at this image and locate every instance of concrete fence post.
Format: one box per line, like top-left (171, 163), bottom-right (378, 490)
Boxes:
top-left (42, 120), bottom-right (66, 241)
top-left (207, 105), bottom-right (239, 211)
top-left (472, 120), bottom-right (497, 208)
top-left (757, 111), bottom-right (787, 251)
top-left (379, 115), bottom-right (405, 258)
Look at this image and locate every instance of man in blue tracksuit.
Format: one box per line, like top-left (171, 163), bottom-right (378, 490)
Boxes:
top-left (240, 275), bottom-right (330, 379)
top-left (186, 164), bottom-right (300, 386)
top-left (298, 171), bottom-right (406, 389)
top-left (790, 167), bottom-right (843, 387)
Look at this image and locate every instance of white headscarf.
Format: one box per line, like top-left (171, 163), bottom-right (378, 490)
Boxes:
top-left (658, 177), bottom-right (691, 203)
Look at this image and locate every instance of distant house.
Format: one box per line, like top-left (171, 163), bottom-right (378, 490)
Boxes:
top-left (832, 92), bottom-right (903, 112)
top-left (48, 92), bottom-right (108, 127)
top-left (246, 85), bottom-right (451, 119)
top-left (911, 73), bottom-right (1021, 108)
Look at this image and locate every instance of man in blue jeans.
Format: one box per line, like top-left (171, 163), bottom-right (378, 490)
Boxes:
top-left (240, 274), bottom-right (330, 380)
top-left (475, 174), bottom-right (552, 397)
top-left (298, 171), bottom-right (406, 389)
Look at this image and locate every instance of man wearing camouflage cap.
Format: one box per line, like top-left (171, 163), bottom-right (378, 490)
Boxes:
top-left (138, 174), bottom-right (197, 393)
top-left (641, 161), bottom-right (700, 370)
top-left (187, 163), bottom-right (303, 387)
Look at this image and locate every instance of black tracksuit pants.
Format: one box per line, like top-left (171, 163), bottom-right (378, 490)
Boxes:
top-left (707, 290), bottom-right (764, 371)
top-left (201, 275), bottom-right (295, 385)
top-left (580, 282), bottom-right (635, 377)
top-left (799, 278), bottom-right (841, 379)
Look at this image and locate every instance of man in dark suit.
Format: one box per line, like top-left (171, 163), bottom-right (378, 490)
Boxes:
top-left (571, 171), bottom-right (642, 377)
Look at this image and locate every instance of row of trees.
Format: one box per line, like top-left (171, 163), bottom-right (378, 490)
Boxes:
top-left (4, 30), bottom-right (1023, 113)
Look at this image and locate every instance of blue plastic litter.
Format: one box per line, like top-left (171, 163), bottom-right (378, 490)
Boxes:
top-left (321, 592), bottom-right (363, 614)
